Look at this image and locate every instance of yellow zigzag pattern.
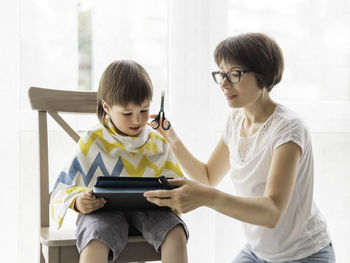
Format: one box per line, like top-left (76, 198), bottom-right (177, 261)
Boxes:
top-left (79, 128), bottom-right (168, 157)
top-left (51, 187), bottom-right (89, 226)
top-left (50, 201), bottom-right (62, 226)
top-left (137, 133), bottom-right (167, 154)
top-left (65, 186), bottom-right (88, 194)
top-left (79, 129), bottom-right (125, 156)
top-left (121, 156), bottom-right (183, 178)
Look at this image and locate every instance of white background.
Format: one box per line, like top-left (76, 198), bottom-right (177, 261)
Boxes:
top-left (1, 0), bottom-right (349, 262)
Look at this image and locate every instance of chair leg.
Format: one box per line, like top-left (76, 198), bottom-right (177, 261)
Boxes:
top-left (40, 243), bottom-right (45, 263)
top-left (47, 247), bottom-right (59, 263)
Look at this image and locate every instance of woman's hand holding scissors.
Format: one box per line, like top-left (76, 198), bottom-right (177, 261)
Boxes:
top-left (149, 113), bottom-right (178, 143)
top-left (150, 90), bottom-right (171, 129)
top-left (149, 90), bottom-right (178, 143)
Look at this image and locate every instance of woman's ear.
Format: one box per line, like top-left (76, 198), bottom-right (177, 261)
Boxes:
top-left (102, 100), bottom-right (110, 115)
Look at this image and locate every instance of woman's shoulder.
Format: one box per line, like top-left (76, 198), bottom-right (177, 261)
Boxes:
top-left (271, 104), bottom-right (311, 145)
top-left (274, 104), bottom-right (308, 130)
top-left (268, 104), bottom-right (312, 153)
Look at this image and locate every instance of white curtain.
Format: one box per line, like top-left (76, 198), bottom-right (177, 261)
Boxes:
top-left (167, 0), bottom-right (235, 261)
top-left (0, 0), bottom-right (79, 262)
top-left (0, 0), bottom-right (20, 262)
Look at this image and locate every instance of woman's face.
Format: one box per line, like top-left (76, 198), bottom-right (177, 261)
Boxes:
top-left (219, 60), bottom-right (262, 109)
top-left (103, 100), bottom-right (150, 136)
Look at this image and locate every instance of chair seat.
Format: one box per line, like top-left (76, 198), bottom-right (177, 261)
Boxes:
top-left (40, 227), bottom-right (160, 262)
top-left (40, 227), bottom-right (75, 247)
top-left (40, 226), bottom-right (148, 246)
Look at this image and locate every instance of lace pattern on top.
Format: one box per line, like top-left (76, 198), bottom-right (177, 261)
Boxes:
top-left (238, 114), bottom-right (281, 164)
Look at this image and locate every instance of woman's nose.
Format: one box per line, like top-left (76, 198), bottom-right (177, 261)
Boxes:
top-left (221, 78), bottom-right (233, 90)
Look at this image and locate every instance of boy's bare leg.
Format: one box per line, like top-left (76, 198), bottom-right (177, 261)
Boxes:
top-left (161, 224), bottom-right (188, 263)
top-left (79, 239), bottom-right (109, 263)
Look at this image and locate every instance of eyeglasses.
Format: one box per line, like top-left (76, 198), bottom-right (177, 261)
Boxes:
top-left (212, 69), bottom-right (252, 84)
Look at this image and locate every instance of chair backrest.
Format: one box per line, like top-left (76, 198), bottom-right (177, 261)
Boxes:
top-left (28, 86), bottom-right (97, 227)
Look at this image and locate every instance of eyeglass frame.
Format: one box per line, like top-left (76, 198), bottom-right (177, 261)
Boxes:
top-left (211, 69), bottom-right (252, 84)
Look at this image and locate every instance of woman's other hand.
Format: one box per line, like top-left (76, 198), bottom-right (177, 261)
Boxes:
top-left (75, 190), bottom-right (106, 214)
top-left (143, 178), bottom-right (212, 213)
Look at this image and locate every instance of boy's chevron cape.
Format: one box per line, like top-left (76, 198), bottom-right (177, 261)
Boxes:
top-left (50, 119), bottom-right (183, 228)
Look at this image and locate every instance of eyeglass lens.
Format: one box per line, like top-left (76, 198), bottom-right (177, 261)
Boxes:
top-left (214, 71), bottom-right (241, 84)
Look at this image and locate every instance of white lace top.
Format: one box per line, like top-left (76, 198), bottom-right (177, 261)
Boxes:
top-left (238, 113), bottom-right (282, 164)
top-left (223, 104), bottom-right (331, 261)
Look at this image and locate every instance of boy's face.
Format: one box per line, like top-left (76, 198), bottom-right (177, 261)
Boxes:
top-left (103, 100), bottom-right (150, 136)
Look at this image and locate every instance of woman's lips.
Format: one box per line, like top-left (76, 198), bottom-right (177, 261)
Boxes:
top-left (225, 94), bottom-right (238, 100)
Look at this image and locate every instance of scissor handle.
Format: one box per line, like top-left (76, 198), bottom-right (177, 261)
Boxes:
top-left (151, 112), bottom-right (171, 130)
top-left (151, 114), bottom-right (161, 129)
top-left (161, 112), bottom-right (171, 130)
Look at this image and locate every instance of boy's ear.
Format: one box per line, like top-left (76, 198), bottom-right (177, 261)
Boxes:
top-left (101, 100), bottom-right (110, 114)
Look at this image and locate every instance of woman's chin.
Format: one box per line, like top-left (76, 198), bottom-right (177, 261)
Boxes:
top-left (228, 100), bottom-right (242, 108)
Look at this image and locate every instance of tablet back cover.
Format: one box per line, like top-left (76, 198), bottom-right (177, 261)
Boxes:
top-left (92, 177), bottom-right (170, 211)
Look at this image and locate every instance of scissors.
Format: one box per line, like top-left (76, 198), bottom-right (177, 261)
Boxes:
top-left (151, 90), bottom-right (171, 130)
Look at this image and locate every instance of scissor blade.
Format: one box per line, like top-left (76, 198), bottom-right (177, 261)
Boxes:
top-left (160, 90), bottom-right (165, 110)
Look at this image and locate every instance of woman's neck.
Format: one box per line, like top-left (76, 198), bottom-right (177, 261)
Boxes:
top-left (243, 89), bottom-right (276, 126)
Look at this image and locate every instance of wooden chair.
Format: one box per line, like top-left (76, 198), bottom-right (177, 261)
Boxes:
top-left (28, 87), bottom-right (161, 263)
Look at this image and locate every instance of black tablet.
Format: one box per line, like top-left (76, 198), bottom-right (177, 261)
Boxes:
top-left (92, 176), bottom-right (174, 211)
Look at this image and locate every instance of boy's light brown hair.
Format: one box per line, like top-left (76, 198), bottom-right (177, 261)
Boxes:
top-left (97, 60), bottom-right (153, 126)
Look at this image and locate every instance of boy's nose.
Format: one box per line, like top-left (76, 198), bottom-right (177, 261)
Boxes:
top-left (132, 114), bottom-right (141, 124)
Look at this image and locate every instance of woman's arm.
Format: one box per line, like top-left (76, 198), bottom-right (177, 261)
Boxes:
top-left (170, 134), bottom-right (230, 186)
top-left (145, 141), bottom-right (301, 228)
top-left (150, 117), bottom-right (230, 186)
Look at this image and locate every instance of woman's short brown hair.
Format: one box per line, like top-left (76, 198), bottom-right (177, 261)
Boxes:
top-left (96, 60), bottom-right (153, 126)
top-left (214, 32), bottom-right (284, 91)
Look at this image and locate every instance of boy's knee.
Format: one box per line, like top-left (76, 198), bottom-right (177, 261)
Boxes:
top-left (167, 224), bottom-right (187, 241)
top-left (85, 239), bottom-right (109, 251)
top-left (80, 240), bottom-right (110, 263)
top-left (161, 224), bottom-right (188, 261)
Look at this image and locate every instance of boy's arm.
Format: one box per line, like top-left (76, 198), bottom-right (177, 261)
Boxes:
top-left (50, 128), bottom-right (102, 227)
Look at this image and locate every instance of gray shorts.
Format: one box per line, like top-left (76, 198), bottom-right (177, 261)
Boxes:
top-left (75, 210), bottom-right (189, 262)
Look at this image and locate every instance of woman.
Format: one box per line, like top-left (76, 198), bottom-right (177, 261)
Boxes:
top-left (145, 33), bottom-right (335, 262)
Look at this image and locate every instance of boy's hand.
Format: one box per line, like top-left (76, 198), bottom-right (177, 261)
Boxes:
top-left (149, 114), bottom-right (178, 144)
top-left (75, 190), bottom-right (106, 214)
